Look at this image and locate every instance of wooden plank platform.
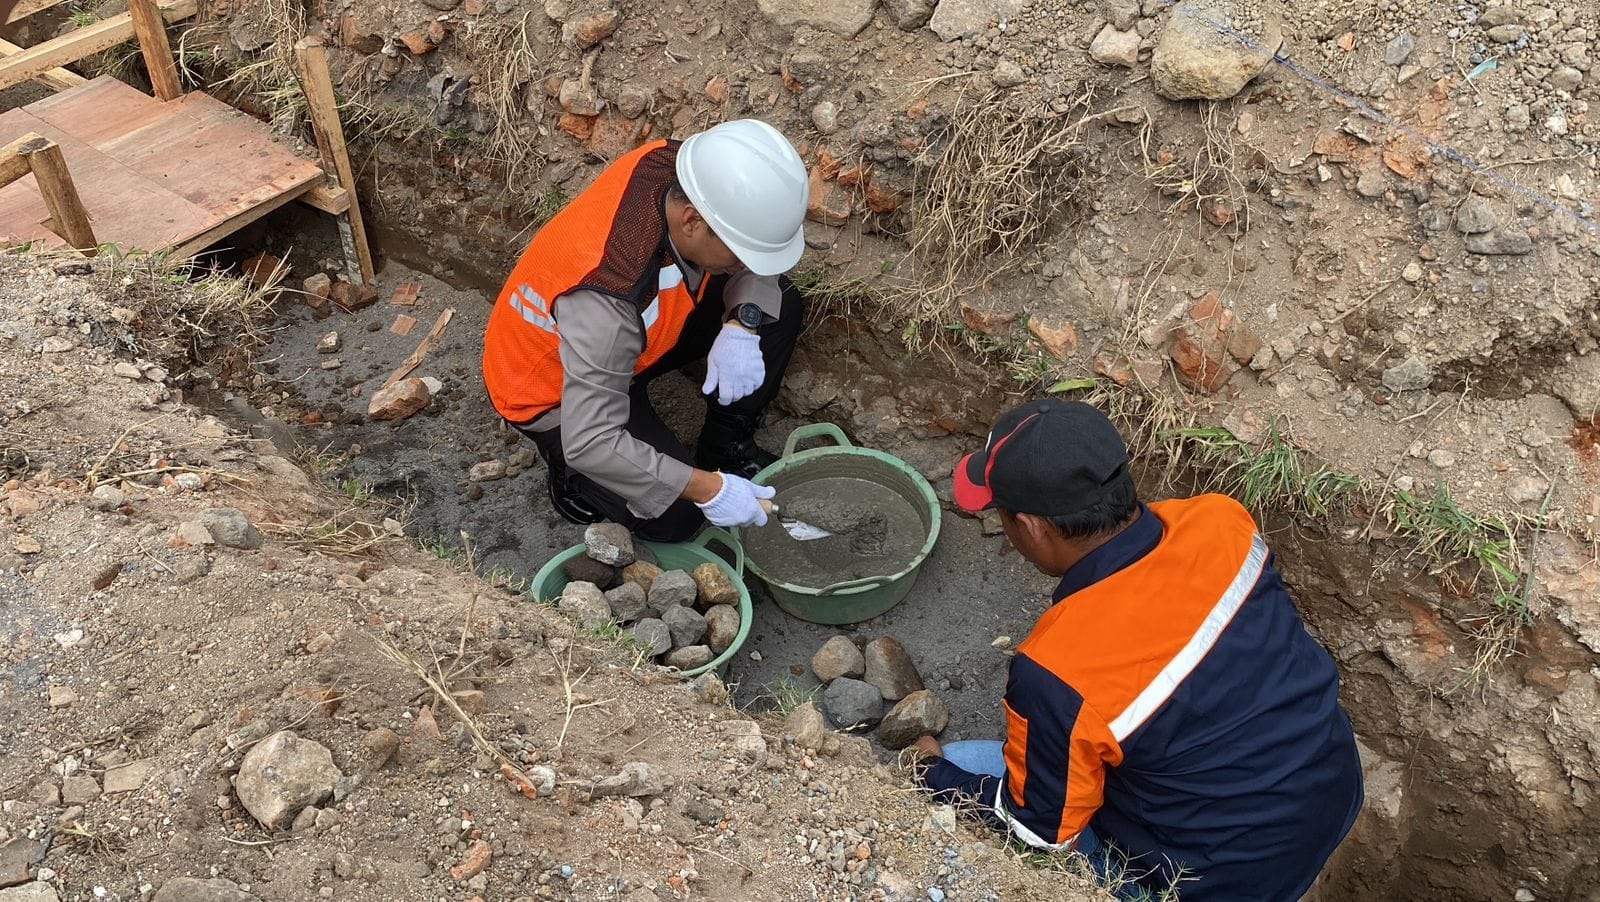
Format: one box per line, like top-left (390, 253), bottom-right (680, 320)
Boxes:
top-left (0, 76), bottom-right (325, 254)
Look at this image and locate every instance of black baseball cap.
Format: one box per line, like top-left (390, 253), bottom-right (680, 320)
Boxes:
top-left (954, 399), bottom-right (1131, 516)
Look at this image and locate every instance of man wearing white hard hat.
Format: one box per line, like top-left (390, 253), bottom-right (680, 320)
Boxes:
top-left (483, 120), bottom-right (809, 540)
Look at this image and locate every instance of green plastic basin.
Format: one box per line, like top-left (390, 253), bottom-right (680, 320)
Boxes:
top-left (736, 423), bottom-right (941, 625)
top-left (528, 527), bottom-right (750, 678)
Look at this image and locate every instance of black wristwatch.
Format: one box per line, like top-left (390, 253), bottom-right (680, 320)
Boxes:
top-left (732, 303), bottom-right (764, 330)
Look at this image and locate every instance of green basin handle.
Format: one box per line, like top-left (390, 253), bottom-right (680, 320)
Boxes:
top-left (781, 422), bottom-right (853, 459)
top-left (692, 526), bottom-right (745, 578)
top-left (816, 573), bottom-right (893, 597)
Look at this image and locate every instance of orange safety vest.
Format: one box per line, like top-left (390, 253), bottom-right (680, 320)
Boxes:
top-left (482, 140), bottom-right (708, 423)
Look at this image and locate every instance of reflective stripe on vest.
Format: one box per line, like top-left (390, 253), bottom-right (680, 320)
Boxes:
top-left (482, 141), bottom-right (704, 423)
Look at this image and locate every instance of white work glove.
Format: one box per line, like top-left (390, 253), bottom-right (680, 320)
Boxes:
top-left (701, 323), bottom-right (765, 406)
top-left (695, 473), bottom-right (775, 528)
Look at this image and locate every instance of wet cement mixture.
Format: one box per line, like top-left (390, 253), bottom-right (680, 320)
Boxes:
top-left (748, 477), bottom-right (926, 587)
top-left (250, 263), bottom-right (1057, 753)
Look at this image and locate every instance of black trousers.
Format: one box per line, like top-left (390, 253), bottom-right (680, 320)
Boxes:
top-left (516, 275), bottom-right (803, 542)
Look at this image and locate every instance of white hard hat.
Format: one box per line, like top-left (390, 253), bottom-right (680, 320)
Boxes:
top-left (676, 119), bottom-right (809, 277)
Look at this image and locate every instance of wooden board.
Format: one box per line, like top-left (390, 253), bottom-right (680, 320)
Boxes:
top-left (0, 108), bottom-right (210, 251)
top-left (0, 77), bottom-right (323, 256)
top-left (24, 76), bottom-right (175, 147)
top-left (0, 0), bottom-right (197, 92)
top-left (99, 92), bottom-right (323, 219)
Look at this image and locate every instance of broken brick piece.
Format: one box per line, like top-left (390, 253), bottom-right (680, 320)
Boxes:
top-left (391, 282), bottom-right (421, 306)
top-left (330, 281), bottom-right (379, 312)
top-left (1028, 316), bottom-right (1079, 360)
top-left (390, 314), bottom-right (417, 336)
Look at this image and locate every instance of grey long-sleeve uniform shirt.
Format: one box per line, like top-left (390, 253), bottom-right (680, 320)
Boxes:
top-left (527, 263), bottom-right (781, 519)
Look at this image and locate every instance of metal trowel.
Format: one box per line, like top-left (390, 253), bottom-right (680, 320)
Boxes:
top-left (759, 500), bottom-right (834, 541)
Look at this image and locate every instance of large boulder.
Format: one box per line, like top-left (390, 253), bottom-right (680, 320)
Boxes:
top-left (755, 0), bottom-right (876, 37)
top-left (811, 635), bottom-right (866, 682)
top-left (863, 637), bottom-right (925, 701)
top-left (1150, 0), bottom-right (1283, 101)
top-left (877, 690), bottom-right (951, 750)
top-left (234, 731), bottom-right (341, 830)
top-left (821, 677), bottom-right (883, 730)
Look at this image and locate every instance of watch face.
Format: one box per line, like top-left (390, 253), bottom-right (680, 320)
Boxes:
top-left (736, 304), bottom-right (763, 328)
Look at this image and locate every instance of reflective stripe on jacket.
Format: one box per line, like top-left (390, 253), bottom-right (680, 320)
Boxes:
top-left (483, 140), bottom-right (706, 423)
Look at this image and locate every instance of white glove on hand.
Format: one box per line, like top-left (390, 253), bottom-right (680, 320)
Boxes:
top-left (702, 323), bottom-right (765, 406)
top-left (695, 473), bottom-right (776, 528)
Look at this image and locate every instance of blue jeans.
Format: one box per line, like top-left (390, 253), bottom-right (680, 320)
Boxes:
top-left (943, 740), bottom-right (1133, 894)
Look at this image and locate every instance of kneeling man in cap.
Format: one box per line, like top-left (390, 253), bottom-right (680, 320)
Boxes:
top-left (912, 398), bottom-right (1363, 901)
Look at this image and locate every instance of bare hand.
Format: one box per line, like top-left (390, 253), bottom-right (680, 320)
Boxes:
top-left (912, 735), bottom-right (943, 758)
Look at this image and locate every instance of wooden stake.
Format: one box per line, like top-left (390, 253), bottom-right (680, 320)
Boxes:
top-left (19, 136), bottom-right (98, 255)
top-left (0, 133), bottom-right (39, 185)
top-left (295, 37), bottom-right (374, 286)
top-left (126, 0), bottom-right (182, 102)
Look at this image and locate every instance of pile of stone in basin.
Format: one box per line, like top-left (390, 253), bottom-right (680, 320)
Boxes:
top-left (556, 523), bottom-right (741, 672)
top-left (810, 635), bottom-right (948, 750)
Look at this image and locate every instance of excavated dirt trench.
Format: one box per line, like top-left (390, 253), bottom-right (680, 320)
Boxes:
top-left (218, 202), bottom-right (1600, 902)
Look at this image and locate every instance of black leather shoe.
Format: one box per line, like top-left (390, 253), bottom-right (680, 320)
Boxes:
top-left (696, 407), bottom-right (778, 479)
top-left (546, 466), bottom-right (604, 525)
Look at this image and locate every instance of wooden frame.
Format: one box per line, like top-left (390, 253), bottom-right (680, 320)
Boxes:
top-left (0, 0), bottom-right (196, 92)
top-left (0, 37), bottom-right (86, 91)
top-left (1, 132), bottom-right (97, 253)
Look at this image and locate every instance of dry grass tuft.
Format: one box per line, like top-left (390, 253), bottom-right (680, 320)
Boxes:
top-left (882, 87), bottom-right (1100, 338)
top-left (463, 12), bottom-right (550, 199)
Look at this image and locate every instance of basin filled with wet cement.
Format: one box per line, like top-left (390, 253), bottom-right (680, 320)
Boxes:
top-left (738, 424), bottom-right (941, 625)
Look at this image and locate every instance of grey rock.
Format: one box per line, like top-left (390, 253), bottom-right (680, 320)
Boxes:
top-left (290, 806), bottom-right (319, 833)
top-left (605, 582), bottom-right (649, 623)
top-left (863, 637), bottom-right (925, 701)
top-left (584, 522), bottom-right (635, 566)
top-left (419, 0), bottom-right (460, 8)
top-left (193, 508), bottom-right (262, 550)
top-left (564, 555), bottom-right (618, 589)
top-left (61, 775), bottom-right (101, 805)
top-left (783, 701), bottom-right (827, 751)
top-left (1355, 167), bottom-right (1389, 198)
top-left (1486, 23), bottom-right (1524, 43)
top-left (1478, 6), bottom-right (1520, 27)
top-left (811, 635), bottom-right (866, 682)
top-left (881, 0), bottom-right (936, 30)
top-left (689, 671), bottom-right (729, 705)
top-left (1383, 32), bottom-right (1415, 66)
top-left (877, 690), bottom-right (951, 750)
top-left (627, 618), bottom-right (672, 656)
top-left (717, 719), bottom-right (768, 765)
top-left (1465, 227), bottom-right (1533, 255)
top-left (152, 878), bottom-right (261, 902)
top-left (1381, 356), bottom-right (1433, 392)
top-left (1506, 475), bottom-right (1551, 505)
top-left (0, 884), bottom-right (61, 902)
top-left (705, 605), bottom-right (741, 655)
top-left (1098, 0), bottom-right (1141, 30)
top-left (1090, 25), bottom-right (1142, 67)
top-left (821, 678), bottom-right (883, 729)
top-left (1550, 353), bottom-right (1600, 419)
top-left (1427, 449), bottom-right (1457, 469)
top-left (692, 562), bottom-right (739, 607)
top-left (661, 604), bottom-right (707, 648)
top-left (235, 731), bottom-right (342, 830)
top-left (591, 761), bottom-right (664, 797)
top-left (647, 569), bottom-right (698, 610)
top-left (1548, 66), bottom-right (1584, 92)
top-left (929, 0), bottom-right (1027, 41)
top-left (103, 759), bottom-right (157, 794)
top-left (1150, 0), bottom-right (1283, 100)
top-left (468, 460), bottom-right (505, 482)
top-left (991, 59), bottom-right (1025, 88)
top-left (665, 645), bottom-right (714, 671)
top-left (616, 83), bottom-right (651, 118)
top-left (558, 581), bottom-right (613, 630)
top-left (754, 0), bottom-right (875, 37)
top-left (1454, 196), bottom-right (1497, 234)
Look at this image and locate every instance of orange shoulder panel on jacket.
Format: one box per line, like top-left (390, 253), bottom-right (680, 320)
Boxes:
top-left (1017, 495), bottom-right (1258, 724)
